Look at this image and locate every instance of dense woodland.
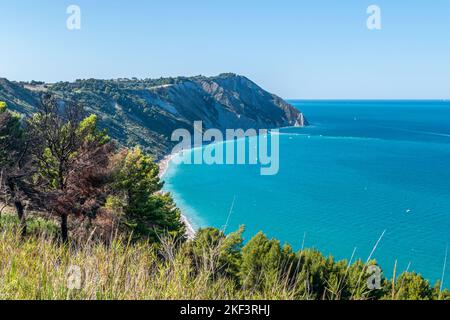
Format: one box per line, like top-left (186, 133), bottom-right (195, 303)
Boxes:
top-left (0, 74), bottom-right (302, 162)
top-left (0, 98), bottom-right (448, 300)
top-left (0, 76), bottom-right (211, 160)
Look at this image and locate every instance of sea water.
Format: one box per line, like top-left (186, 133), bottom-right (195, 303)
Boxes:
top-left (164, 100), bottom-right (450, 286)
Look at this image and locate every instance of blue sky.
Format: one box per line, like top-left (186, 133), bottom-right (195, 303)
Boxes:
top-left (0, 0), bottom-right (449, 99)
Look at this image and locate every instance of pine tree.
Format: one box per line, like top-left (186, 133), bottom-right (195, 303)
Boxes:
top-left (110, 147), bottom-right (185, 242)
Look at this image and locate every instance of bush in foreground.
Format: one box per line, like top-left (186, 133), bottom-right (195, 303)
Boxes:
top-left (0, 222), bottom-right (447, 300)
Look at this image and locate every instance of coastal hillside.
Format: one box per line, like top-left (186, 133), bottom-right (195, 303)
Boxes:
top-left (0, 74), bottom-right (306, 159)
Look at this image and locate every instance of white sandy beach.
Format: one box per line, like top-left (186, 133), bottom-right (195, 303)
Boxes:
top-left (158, 152), bottom-right (196, 239)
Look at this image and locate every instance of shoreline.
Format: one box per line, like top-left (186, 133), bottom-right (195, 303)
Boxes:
top-left (157, 127), bottom-right (299, 240)
top-left (158, 151), bottom-right (197, 239)
top-left (158, 151), bottom-right (179, 180)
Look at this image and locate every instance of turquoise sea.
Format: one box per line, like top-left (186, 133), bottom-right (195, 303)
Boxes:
top-left (164, 100), bottom-right (450, 287)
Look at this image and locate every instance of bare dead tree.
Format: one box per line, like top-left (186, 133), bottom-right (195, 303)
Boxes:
top-left (27, 94), bottom-right (114, 242)
top-left (44, 140), bottom-right (115, 243)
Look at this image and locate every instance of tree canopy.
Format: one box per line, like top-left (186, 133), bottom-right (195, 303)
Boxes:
top-left (1, 96), bottom-right (185, 243)
top-left (111, 147), bottom-right (185, 241)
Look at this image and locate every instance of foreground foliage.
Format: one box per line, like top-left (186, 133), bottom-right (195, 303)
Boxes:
top-left (0, 220), bottom-right (447, 300)
top-left (1, 98), bottom-right (448, 300)
top-left (1, 99), bottom-right (184, 244)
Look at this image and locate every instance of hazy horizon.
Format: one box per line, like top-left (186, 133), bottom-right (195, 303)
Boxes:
top-left (1, 0), bottom-right (449, 99)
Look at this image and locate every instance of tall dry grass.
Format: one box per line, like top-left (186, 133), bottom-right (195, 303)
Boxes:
top-left (0, 227), bottom-right (302, 300)
top-left (0, 213), bottom-right (447, 300)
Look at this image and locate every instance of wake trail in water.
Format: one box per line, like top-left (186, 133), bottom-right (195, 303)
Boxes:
top-left (377, 126), bottom-right (450, 138)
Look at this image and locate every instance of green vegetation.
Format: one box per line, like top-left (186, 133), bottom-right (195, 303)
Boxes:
top-left (1, 77), bottom-right (188, 158)
top-left (109, 147), bottom-right (185, 241)
top-left (0, 98), bottom-right (183, 244)
top-left (0, 220), bottom-right (448, 300)
top-left (0, 101), bottom-right (7, 112)
top-left (0, 100), bottom-right (31, 236)
top-left (1, 73), bottom-right (301, 161)
top-left (1, 98), bottom-right (449, 300)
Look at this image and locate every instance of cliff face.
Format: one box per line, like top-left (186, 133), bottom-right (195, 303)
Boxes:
top-left (0, 74), bottom-right (306, 159)
top-left (155, 74), bottom-right (304, 130)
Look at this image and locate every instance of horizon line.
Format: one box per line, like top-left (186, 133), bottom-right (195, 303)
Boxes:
top-left (286, 98), bottom-right (450, 101)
